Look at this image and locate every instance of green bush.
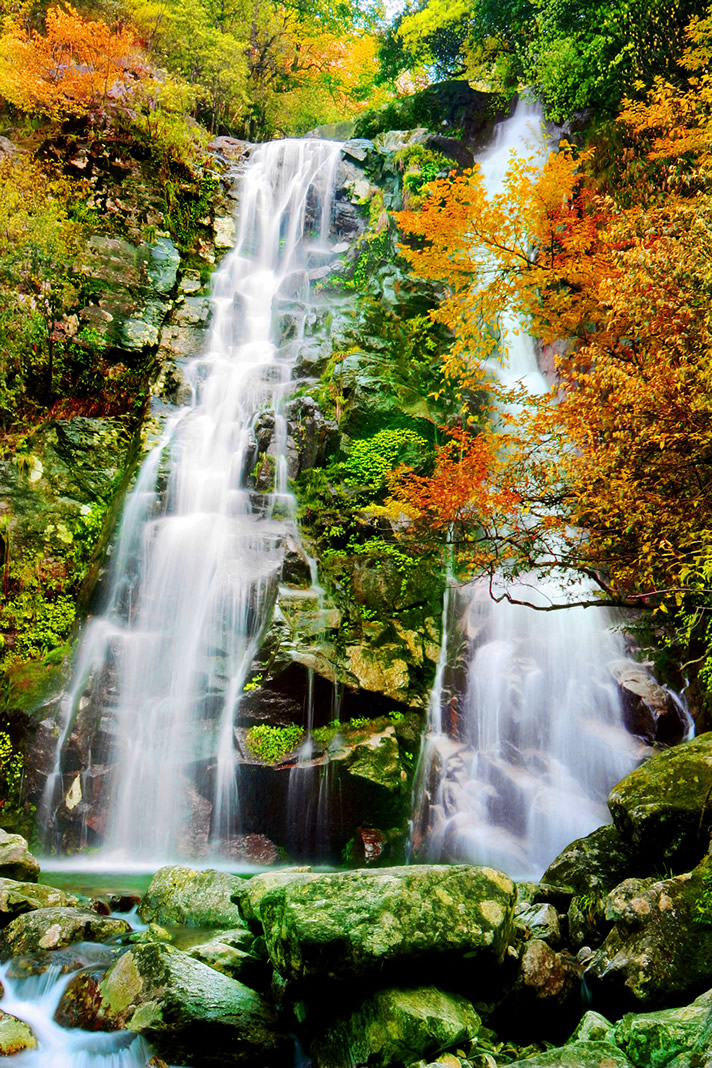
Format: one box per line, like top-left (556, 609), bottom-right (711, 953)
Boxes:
top-left (245, 724), bottom-right (305, 763)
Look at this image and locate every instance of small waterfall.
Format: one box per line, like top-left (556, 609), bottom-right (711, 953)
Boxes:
top-left (46, 139), bottom-right (343, 862)
top-left (413, 102), bottom-right (643, 880)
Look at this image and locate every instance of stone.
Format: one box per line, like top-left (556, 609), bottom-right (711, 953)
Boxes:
top-left (242, 864), bottom-right (516, 986)
top-left (609, 659), bottom-right (689, 746)
top-left (214, 216), bottom-right (236, 249)
top-left (0, 1009), bottom-right (37, 1055)
top-left (507, 1040), bottom-right (633, 1067)
top-left (514, 902), bottom-right (561, 946)
top-left (310, 986), bottom-right (480, 1068)
top-left (0, 878), bottom-right (79, 927)
top-left (608, 733), bottom-right (712, 870)
top-left (138, 866), bottom-right (251, 928)
top-left (613, 989), bottom-right (712, 1068)
top-left (0, 831), bottom-right (40, 883)
top-left (188, 932), bottom-right (270, 989)
top-left (541, 824), bottom-right (641, 896)
top-left (586, 859), bottom-right (712, 1009)
top-left (569, 1012), bottom-right (616, 1044)
top-left (56, 942), bottom-right (289, 1066)
top-left (0, 908), bottom-right (131, 961)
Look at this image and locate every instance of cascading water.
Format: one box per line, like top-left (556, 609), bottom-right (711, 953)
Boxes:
top-left (45, 139), bottom-right (343, 862)
top-left (413, 102), bottom-right (644, 880)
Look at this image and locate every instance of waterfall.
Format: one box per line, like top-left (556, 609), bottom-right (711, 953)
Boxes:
top-left (412, 102), bottom-right (644, 880)
top-left (46, 139), bottom-right (343, 862)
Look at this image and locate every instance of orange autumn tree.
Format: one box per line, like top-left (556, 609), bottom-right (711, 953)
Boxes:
top-left (0, 4), bottom-right (142, 119)
top-left (391, 13), bottom-right (712, 612)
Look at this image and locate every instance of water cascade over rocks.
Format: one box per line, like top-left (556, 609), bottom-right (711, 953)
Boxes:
top-left (412, 103), bottom-right (644, 880)
top-left (44, 139), bottom-right (342, 862)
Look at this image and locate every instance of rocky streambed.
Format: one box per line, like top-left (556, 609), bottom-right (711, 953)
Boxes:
top-left (2, 732), bottom-right (712, 1066)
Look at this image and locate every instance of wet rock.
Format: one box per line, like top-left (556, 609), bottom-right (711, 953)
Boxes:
top-left (613, 988), bottom-right (712, 1068)
top-left (310, 986), bottom-right (480, 1068)
top-left (220, 834), bottom-right (281, 866)
top-left (514, 903), bottom-right (561, 946)
top-left (0, 832), bottom-right (40, 883)
top-left (214, 216), bottom-right (236, 249)
top-left (188, 932), bottom-right (270, 989)
top-left (587, 859), bottom-right (712, 1009)
top-left (569, 1011), bottom-right (616, 1044)
top-left (609, 659), bottom-right (689, 745)
top-left (517, 939), bottom-right (581, 1007)
top-left (608, 733), bottom-right (712, 870)
top-left (242, 864), bottom-right (516, 987)
top-left (58, 942), bottom-right (289, 1066)
top-left (0, 908), bottom-right (130, 960)
top-left (0, 1009), bottom-right (37, 1055)
top-left (138, 866), bottom-right (250, 929)
top-left (0, 878), bottom-right (78, 927)
top-left (541, 824), bottom-right (641, 896)
top-left (507, 1041), bottom-right (632, 1067)
top-left (351, 827), bottom-right (388, 865)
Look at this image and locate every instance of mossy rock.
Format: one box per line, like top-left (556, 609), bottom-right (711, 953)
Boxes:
top-left (0, 907), bottom-right (130, 961)
top-left (243, 864), bottom-right (516, 987)
top-left (614, 989), bottom-right (712, 1068)
top-left (508, 1041), bottom-right (633, 1067)
top-left (310, 985), bottom-right (480, 1068)
top-left (541, 824), bottom-right (643, 896)
top-left (587, 857), bottom-right (712, 1009)
top-left (0, 876), bottom-right (78, 925)
top-left (0, 1009), bottom-right (37, 1055)
top-left (56, 941), bottom-right (289, 1066)
top-left (0, 831), bottom-right (40, 883)
top-left (608, 733), bottom-right (712, 871)
top-left (138, 866), bottom-right (251, 929)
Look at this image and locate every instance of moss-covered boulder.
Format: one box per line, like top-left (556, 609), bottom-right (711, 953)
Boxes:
top-left (310, 986), bottom-right (480, 1068)
top-left (242, 864), bottom-right (516, 987)
top-left (614, 989), bottom-right (712, 1068)
top-left (608, 734), bottom-right (712, 870)
top-left (187, 929), bottom-right (270, 989)
top-left (541, 824), bottom-right (642, 896)
top-left (0, 877), bottom-right (79, 926)
top-left (508, 1041), bottom-right (632, 1067)
top-left (0, 906), bottom-right (130, 960)
top-left (0, 831), bottom-right (40, 883)
top-left (57, 942), bottom-right (289, 1066)
top-left (0, 1009), bottom-right (37, 1055)
top-left (587, 859), bottom-right (712, 1009)
top-left (138, 866), bottom-right (251, 929)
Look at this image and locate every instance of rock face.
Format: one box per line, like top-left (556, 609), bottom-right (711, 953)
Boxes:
top-left (310, 986), bottom-right (481, 1068)
top-left (609, 659), bottom-right (689, 746)
top-left (608, 734), bottom-right (712, 870)
top-left (0, 907), bottom-right (130, 961)
top-left (239, 864), bottom-right (516, 987)
top-left (137, 866), bottom-right (250, 929)
top-left (57, 942), bottom-right (289, 1066)
top-left (0, 831), bottom-right (40, 883)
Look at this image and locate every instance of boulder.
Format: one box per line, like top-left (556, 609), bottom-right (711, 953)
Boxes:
top-left (608, 734), bottom-right (712, 871)
top-left (188, 930), bottom-right (270, 989)
top-left (0, 831), bottom-right (40, 883)
top-left (514, 902), bottom-right (561, 946)
top-left (587, 860), bottom-right (712, 1009)
top-left (56, 942), bottom-right (289, 1066)
top-left (138, 866), bottom-right (250, 928)
top-left (508, 1041), bottom-right (632, 1067)
top-left (541, 824), bottom-right (641, 896)
top-left (0, 878), bottom-right (78, 927)
top-left (310, 986), bottom-right (480, 1068)
top-left (614, 988), bottom-right (712, 1068)
top-left (569, 1012), bottom-right (616, 1044)
top-left (609, 659), bottom-right (689, 745)
top-left (0, 907), bottom-right (130, 961)
top-left (0, 1009), bottom-right (37, 1055)
top-left (242, 864), bottom-right (516, 987)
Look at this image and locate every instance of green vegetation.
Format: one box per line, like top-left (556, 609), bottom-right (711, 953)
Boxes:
top-left (245, 724), bottom-right (305, 762)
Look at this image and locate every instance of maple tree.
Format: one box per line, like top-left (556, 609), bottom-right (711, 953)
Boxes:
top-left (391, 10), bottom-right (712, 621)
top-left (0, 5), bottom-right (142, 119)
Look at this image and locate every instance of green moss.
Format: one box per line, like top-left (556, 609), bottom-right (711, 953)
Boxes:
top-left (245, 724), bottom-right (305, 763)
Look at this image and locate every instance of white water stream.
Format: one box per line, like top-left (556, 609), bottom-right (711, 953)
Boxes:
top-left (44, 139), bottom-right (342, 862)
top-left (413, 102), bottom-right (643, 879)
top-left (0, 952), bottom-right (155, 1067)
